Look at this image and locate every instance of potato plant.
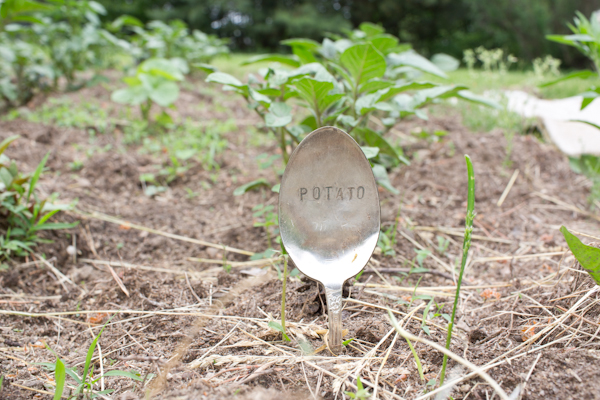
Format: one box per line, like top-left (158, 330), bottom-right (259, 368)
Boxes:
top-left (0, 0), bottom-right (124, 108)
top-left (207, 23), bottom-right (494, 193)
top-left (111, 57), bottom-right (186, 126)
top-left (544, 11), bottom-right (600, 111)
top-left (110, 16), bottom-right (229, 69)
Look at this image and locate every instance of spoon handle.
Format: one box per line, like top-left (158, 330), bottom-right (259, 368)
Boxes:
top-left (324, 284), bottom-right (343, 354)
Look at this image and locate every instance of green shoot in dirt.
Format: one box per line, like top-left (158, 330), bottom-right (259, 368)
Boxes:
top-left (43, 317), bottom-right (147, 398)
top-left (345, 376), bottom-right (371, 399)
top-left (281, 253), bottom-right (288, 332)
top-left (252, 204), bottom-right (279, 249)
top-left (440, 154), bottom-right (475, 385)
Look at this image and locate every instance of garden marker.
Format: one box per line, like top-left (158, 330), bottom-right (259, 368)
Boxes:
top-left (279, 126), bottom-right (380, 354)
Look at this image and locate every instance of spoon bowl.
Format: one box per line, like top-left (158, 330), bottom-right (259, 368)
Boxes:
top-left (279, 126), bottom-right (380, 353)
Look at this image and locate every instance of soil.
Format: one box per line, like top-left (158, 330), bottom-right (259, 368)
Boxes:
top-left (1, 79), bottom-right (600, 400)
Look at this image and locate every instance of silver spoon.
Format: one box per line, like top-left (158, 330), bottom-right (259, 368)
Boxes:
top-left (279, 126), bottom-right (380, 354)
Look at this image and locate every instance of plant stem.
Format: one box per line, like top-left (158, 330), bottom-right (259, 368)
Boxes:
top-left (440, 154), bottom-right (475, 385)
top-left (279, 127), bottom-right (289, 164)
top-left (281, 255), bottom-right (288, 331)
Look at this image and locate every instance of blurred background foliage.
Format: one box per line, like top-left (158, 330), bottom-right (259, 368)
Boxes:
top-left (98, 0), bottom-right (598, 69)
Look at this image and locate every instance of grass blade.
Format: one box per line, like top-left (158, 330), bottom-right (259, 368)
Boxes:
top-left (53, 357), bottom-right (65, 400)
top-left (440, 154), bottom-right (475, 385)
top-left (26, 152), bottom-right (49, 205)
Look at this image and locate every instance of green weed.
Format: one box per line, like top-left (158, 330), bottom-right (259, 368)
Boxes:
top-left (42, 318), bottom-right (148, 398)
top-left (252, 204), bottom-right (279, 249)
top-left (4, 98), bottom-right (113, 134)
top-left (0, 136), bottom-right (77, 264)
top-left (345, 376), bottom-right (371, 400)
top-left (440, 155), bottom-right (475, 385)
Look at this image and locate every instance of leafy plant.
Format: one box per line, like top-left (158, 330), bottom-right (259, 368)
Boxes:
top-left (111, 57), bottom-right (186, 126)
top-left (252, 204), bottom-right (279, 249)
top-left (544, 11), bottom-right (600, 111)
top-left (0, 0), bottom-right (53, 30)
top-left (560, 226), bottom-right (600, 285)
top-left (0, 35), bottom-right (53, 108)
top-left (110, 17), bottom-right (229, 68)
top-left (345, 376), bottom-right (371, 399)
top-left (440, 155), bottom-right (475, 385)
top-left (0, 136), bottom-right (78, 264)
top-left (436, 235), bottom-right (450, 255)
top-left (43, 318), bottom-right (147, 398)
top-left (207, 22), bottom-right (495, 193)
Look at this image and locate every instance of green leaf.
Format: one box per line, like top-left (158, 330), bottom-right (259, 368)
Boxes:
top-left (206, 72), bottom-right (248, 95)
top-left (265, 103), bottom-right (292, 127)
top-left (33, 222), bottom-right (79, 231)
top-left (372, 164), bottom-right (399, 194)
top-left (0, 135), bottom-right (19, 157)
top-left (538, 70), bottom-right (596, 87)
top-left (368, 34), bottom-right (399, 55)
top-left (268, 320), bottom-right (290, 341)
top-left (242, 54), bottom-right (300, 68)
top-left (233, 178), bottom-right (269, 196)
top-left (342, 338), bottom-right (355, 346)
top-left (27, 152), bottom-right (49, 205)
top-left (0, 167), bottom-right (13, 189)
top-left (377, 82), bottom-right (436, 102)
top-left (431, 53), bottom-right (460, 72)
top-left (358, 79), bottom-right (394, 94)
top-left (111, 86), bottom-right (147, 105)
top-left (110, 14), bottom-right (143, 29)
top-left (359, 22), bottom-right (385, 37)
top-left (271, 184), bottom-right (280, 193)
top-left (361, 147), bottom-right (379, 160)
top-left (356, 127), bottom-right (409, 166)
top-left (571, 119), bottom-right (600, 130)
top-left (192, 63), bottom-right (217, 74)
top-left (560, 226), bottom-right (600, 285)
top-left (292, 76), bottom-right (344, 118)
top-left (148, 81), bottom-right (179, 107)
top-left (580, 90), bottom-right (599, 110)
top-left (340, 43), bottom-right (386, 87)
top-left (139, 58), bottom-right (184, 81)
top-left (81, 320), bottom-right (110, 389)
top-left (101, 370), bottom-right (144, 381)
top-left (53, 357), bottom-right (65, 400)
top-left (457, 90), bottom-right (502, 109)
top-left (388, 51), bottom-right (448, 78)
top-left (546, 34), bottom-right (595, 47)
top-left (281, 38), bottom-right (321, 50)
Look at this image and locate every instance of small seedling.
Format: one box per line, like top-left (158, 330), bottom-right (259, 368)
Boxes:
top-left (345, 376), bottom-right (371, 399)
top-left (436, 235), bottom-right (450, 255)
top-left (440, 155), bottom-right (475, 385)
top-left (252, 204), bottom-right (278, 248)
top-left (43, 317), bottom-right (147, 398)
top-left (415, 249), bottom-right (432, 268)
